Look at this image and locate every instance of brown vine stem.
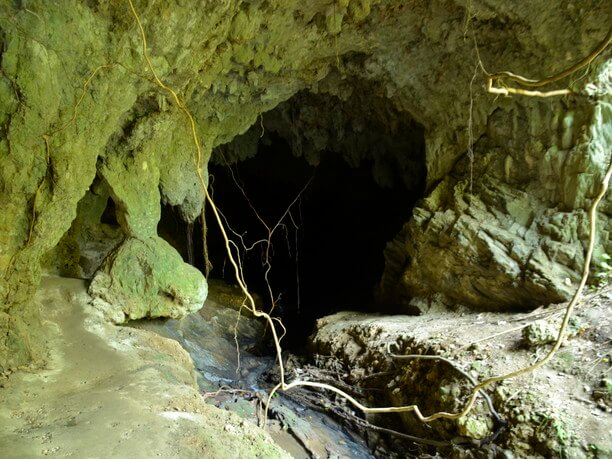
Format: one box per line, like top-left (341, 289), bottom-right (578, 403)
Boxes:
top-left (127, 0), bottom-right (612, 428)
top-left (484, 25), bottom-right (612, 97)
top-left (127, 0), bottom-right (288, 383)
top-left (220, 156), bottom-right (313, 315)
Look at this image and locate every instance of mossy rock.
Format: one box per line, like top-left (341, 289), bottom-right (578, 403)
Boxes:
top-left (89, 236), bottom-right (207, 323)
top-left (0, 312), bottom-right (32, 373)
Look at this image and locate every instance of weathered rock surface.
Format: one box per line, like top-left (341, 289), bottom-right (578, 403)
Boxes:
top-left (379, 176), bottom-right (595, 311)
top-left (379, 86), bottom-right (612, 311)
top-left (132, 279), bottom-right (270, 391)
top-left (132, 280), bottom-right (375, 458)
top-left (0, 0), bottom-right (610, 370)
top-left (89, 237), bottom-right (207, 323)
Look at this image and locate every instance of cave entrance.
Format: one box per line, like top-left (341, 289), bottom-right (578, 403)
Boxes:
top-left (201, 90), bottom-right (427, 347)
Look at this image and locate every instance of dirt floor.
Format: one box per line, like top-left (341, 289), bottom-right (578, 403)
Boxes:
top-left (0, 278), bottom-right (288, 459)
top-left (1, 277), bottom-right (610, 458)
top-left (308, 287), bottom-right (612, 458)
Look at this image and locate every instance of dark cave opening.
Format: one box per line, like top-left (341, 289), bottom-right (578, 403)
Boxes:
top-left (100, 197), bottom-right (119, 226)
top-left (157, 89), bottom-right (428, 348)
top-left (206, 143), bottom-right (425, 347)
top-left (158, 202), bottom-right (199, 267)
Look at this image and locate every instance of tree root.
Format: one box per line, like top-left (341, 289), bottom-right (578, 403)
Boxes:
top-left (126, 0), bottom-right (612, 442)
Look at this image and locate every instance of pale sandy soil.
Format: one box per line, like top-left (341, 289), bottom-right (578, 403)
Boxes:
top-left (0, 277), bottom-right (288, 459)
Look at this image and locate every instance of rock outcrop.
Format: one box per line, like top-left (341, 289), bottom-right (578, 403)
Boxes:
top-left (379, 81), bottom-right (612, 311)
top-left (89, 237), bottom-right (207, 323)
top-left (1, 0), bottom-right (610, 370)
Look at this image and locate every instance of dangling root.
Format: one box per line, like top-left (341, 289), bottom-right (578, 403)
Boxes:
top-left (127, 0), bottom-right (612, 432)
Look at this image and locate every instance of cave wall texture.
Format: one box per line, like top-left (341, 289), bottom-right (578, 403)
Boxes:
top-left (0, 0), bottom-right (610, 371)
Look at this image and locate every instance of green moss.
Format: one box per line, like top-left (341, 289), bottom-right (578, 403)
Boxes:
top-left (101, 146), bottom-right (161, 238)
top-left (326, 8), bottom-right (344, 35)
top-left (348, 0), bottom-right (374, 23)
top-left (233, 43), bottom-right (255, 66)
top-left (230, 10), bottom-right (258, 43)
top-left (457, 415), bottom-right (493, 439)
top-left (0, 78), bottom-right (18, 126)
top-left (41, 231), bottom-right (81, 278)
top-left (89, 236), bottom-right (207, 323)
top-left (0, 1), bottom-right (137, 333)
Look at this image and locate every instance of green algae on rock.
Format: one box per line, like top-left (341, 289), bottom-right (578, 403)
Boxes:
top-left (0, 0), bottom-right (610, 371)
top-left (89, 237), bottom-right (207, 323)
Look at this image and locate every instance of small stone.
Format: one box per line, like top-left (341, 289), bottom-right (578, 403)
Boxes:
top-left (457, 416), bottom-right (493, 439)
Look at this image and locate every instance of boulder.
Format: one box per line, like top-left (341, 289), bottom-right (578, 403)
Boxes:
top-left (89, 237), bottom-right (207, 323)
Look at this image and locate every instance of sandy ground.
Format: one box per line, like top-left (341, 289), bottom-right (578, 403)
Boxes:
top-left (0, 277), bottom-right (288, 458)
top-left (2, 277), bottom-right (609, 458)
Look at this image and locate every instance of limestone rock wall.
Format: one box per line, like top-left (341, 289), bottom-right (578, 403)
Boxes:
top-left (0, 0), bottom-right (610, 370)
top-left (379, 71), bottom-right (612, 311)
